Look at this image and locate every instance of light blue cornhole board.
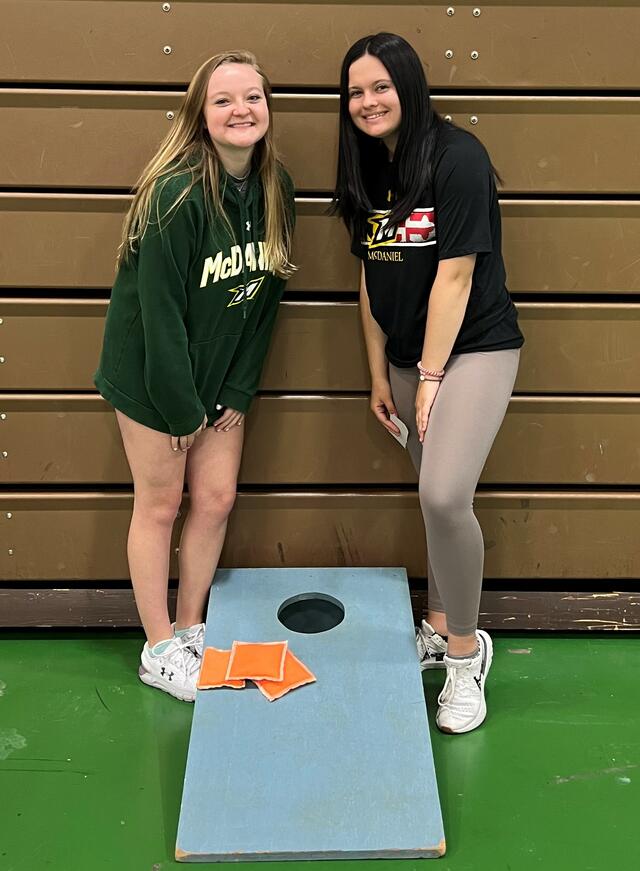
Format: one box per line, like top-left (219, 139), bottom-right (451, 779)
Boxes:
top-left (176, 567), bottom-right (445, 861)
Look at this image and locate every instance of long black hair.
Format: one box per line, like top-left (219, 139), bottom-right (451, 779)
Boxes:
top-left (331, 33), bottom-right (444, 239)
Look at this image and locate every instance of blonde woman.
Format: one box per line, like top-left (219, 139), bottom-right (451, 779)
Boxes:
top-left (95, 51), bottom-right (296, 702)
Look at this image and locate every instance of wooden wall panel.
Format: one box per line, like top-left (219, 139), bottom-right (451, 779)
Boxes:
top-left (2, 300), bottom-right (639, 395)
top-left (2, 1), bottom-right (638, 631)
top-left (515, 305), bottom-right (640, 395)
top-left (2, 93), bottom-right (639, 194)
top-left (3, 587), bottom-right (639, 631)
top-left (2, 197), bottom-right (639, 295)
top-left (1, 2), bottom-right (637, 89)
top-left (1, 395), bottom-right (638, 487)
top-left (1, 492), bottom-right (638, 581)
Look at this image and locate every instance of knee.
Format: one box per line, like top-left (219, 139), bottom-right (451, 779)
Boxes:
top-left (189, 488), bottom-right (237, 524)
top-left (134, 488), bottom-right (183, 528)
top-left (420, 484), bottom-right (469, 526)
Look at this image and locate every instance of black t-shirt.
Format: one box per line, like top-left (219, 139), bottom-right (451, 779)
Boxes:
top-left (352, 124), bottom-right (524, 366)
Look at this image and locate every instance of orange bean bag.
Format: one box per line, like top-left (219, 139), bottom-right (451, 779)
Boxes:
top-left (225, 640), bottom-right (288, 682)
top-left (255, 650), bottom-right (317, 702)
top-left (197, 647), bottom-right (245, 690)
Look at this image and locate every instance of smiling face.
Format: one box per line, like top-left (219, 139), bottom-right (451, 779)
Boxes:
top-left (204, 62), bottom-right (269, 157)
top-left (347, 53), bottom-right (402, 147)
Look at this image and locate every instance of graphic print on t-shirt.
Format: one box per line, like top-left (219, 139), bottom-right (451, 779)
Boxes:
top-left (366, 202), bottom-right (436, 250)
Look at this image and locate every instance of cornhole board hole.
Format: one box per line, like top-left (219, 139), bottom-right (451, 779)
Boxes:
top-left (176, 567), bottom-right (445, 861)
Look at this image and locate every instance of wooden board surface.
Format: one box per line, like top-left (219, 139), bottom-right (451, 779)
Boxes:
top-left (2, 300), bottom-right (639, 394)
top-left (2, 93), bottom-right (639, 194)
top-left (1, 491), bottom-right (639, 581)
top-left (3, 587), bottom-right (637, 632)
top-left (176, 568), bottom-right (444, 861)
top-left (2, 197), bottom-right (639, 294)
top-left (1, 2), bottom-right (637, 89)
top-left (1, 395), bottom-right (639, 487)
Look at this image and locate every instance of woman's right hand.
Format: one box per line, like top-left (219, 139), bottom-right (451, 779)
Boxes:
top-left (370, 380), bottom-right (401, 435)
top-left (171, 414), bottom-right (207, 453)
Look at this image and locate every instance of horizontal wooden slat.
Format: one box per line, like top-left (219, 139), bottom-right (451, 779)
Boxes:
top-left (0, 395), bottom-right (638, 486)
top-left (1, 492), bottom-right (639, 581)
top-left (2, 300), bottom-right (639, 395)
top-left (411, 590), bottom-right (640, 633)
top-left (2, 587), bottom-right (638, 632)
top-left (2, 93), bottom-right (639, 193)
top-left (1, 2), bottom-right (637, 90)
top-left (1, 197), bottom-right (639, 294)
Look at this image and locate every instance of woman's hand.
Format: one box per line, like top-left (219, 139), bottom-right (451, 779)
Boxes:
top-left (416, 379), bottom-right (441, 443)
top-left (214, 407), bottom-right (245, 432)
top-left (371, 379), bottom-right (401, 435)
top-left (171, 414), bottom-right (207, 453)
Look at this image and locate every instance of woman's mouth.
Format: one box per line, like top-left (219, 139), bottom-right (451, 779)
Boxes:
top-left (363, 111), bottom-right (388, 122)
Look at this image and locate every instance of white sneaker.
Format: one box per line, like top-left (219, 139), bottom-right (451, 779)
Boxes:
top-left (138, 636), bottom-right (201, 702)
top-left (436, 629), bottom-right (493, 734)
top-left (416, 620), bottom-right (448, 670)
top-left (172, 622), bottom-right (206, 658)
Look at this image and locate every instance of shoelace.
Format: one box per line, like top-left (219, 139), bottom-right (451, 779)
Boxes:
top-left (437, 662), bottom-right (477, 712)
top-left (182, 626), bottom-right (205, 659)
top-left (167, 636), bottom-right (201, 676)
top-left (437, 667), bottom-right (458, 708)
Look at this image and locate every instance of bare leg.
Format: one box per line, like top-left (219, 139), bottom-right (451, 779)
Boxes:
top-left (175, 423), bottom-right (244, 629)
top-left (116, 411), bottom-right (186, 647)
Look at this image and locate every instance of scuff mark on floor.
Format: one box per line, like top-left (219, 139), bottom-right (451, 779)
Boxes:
top-left (0, 728), bottom-right (27, 759)
top-left (95, 686), bottom-right (111, 712)
top-left (553, 763), bottom-right (638, 785)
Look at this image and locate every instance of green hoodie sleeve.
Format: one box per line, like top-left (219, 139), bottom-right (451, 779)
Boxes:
top-left (137, 181), bottom-right (206, 436)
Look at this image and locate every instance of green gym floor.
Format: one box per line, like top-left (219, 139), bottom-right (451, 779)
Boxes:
top-left (0, 633), bottom-right (638, 871)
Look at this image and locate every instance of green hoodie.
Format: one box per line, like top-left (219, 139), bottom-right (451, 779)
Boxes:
top-left (95, 167), bottom-right (295, 436)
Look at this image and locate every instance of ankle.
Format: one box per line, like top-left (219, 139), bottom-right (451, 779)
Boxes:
top-left (427, 611), bottom-right (448, 637)
top-left (146, 622), bottom-right (174, 649)
top-left (446, 633), bottom-right (478, 658)
top-left (174, 617), bottom-right (202, 633)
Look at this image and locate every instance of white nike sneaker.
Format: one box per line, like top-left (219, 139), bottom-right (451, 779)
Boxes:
top-left (416, 620), bottom-right (448, 670)
top-left (436, 629), bottom-right (493, 734)
top-left (138, 636), bottom-right (201, 702)
top-left (172, 622), bottom-right (206, 658)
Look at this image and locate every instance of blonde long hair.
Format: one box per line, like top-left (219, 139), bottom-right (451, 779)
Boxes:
top-left (117, 50), bottom-right (295, 278)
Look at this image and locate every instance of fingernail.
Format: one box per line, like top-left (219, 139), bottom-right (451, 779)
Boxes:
top-left (224, 427), bottom-right (229, 432)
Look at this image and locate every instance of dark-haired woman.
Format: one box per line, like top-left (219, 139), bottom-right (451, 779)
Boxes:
top-left (333, 33), bottom-right (523, 734)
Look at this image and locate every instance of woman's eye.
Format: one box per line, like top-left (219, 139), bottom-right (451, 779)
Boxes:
top-left (349, 91), bottom-right (361, 99)
top-left (376, 84), bottom-right (389, 92)
top-left (248, 94), bottom-right (262, 102)
top-left (215, 99), bottom-right (229, 106)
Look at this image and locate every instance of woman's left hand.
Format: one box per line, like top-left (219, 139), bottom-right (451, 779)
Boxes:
top-left (416, 379), bottom-right (441, 443)
top-left (214, 408), bottom-right (245, 432)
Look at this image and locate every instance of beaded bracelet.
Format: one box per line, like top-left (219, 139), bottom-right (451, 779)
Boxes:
top-left (417, 362), bottom-right (445, 382)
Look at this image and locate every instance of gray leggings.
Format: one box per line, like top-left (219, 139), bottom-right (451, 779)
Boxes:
top-left (389, 349), bottom-right (520, 636)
